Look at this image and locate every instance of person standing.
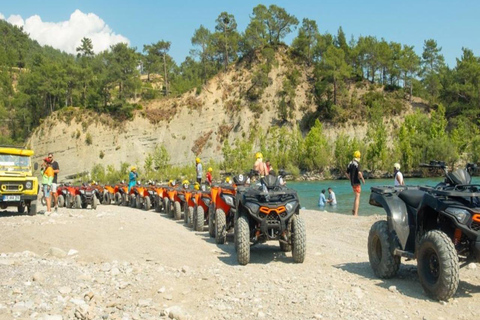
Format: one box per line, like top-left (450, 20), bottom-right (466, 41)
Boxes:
top-left (128, 167), bottom-right (138, 192)
top-left (394, 163), bottom-right (404, 186)
top-left (41, 158), bottom-right (54, 215)
top-left (326, 187), bottom-right (337, 205)
top-left (48, 153), bottom-right (60, 211)
top-left (206, 167), bottom-right (213, 186)
top-left (195, 157), bottom-right (203, 184)
top-left (254, 152), bottom-right (268, 177)
top-left (318, 189), bottom-right (326, 207)
top-left (346, 150), bottom-right (365, 216)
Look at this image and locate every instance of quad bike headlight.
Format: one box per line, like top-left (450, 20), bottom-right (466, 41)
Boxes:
top-left (222, 195), bottom-right (235, 207)
top-left (285, 201), bottom-right (298, 214)
top-left (445, 207), bottom-right (470, 224)
top-left (245, 202), bottom-right (260, 213)
top-left (25, 181), bottom-right (32, 189)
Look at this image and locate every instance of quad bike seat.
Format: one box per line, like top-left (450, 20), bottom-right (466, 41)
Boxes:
top-left (398, 189), bottom-right (425, 208)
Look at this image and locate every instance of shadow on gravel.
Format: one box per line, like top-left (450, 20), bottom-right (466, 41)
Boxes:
top-left (336, 261), bottom-right (480, 300)
top-left (0, 210), bottom-right (35, 218)
top-left (197, 233), bottom-right (295, 266)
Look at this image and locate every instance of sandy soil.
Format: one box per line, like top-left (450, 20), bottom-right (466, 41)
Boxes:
top-left (0, 203), bottom-right (479, 320)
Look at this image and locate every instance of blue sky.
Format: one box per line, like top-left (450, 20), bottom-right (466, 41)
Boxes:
top-left (1, 0), bottom-right (479, 67)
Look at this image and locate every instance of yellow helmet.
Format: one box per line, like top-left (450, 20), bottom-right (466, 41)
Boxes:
top-left (182, 179), bottom-right (189, 185)
top-left (195, 157), bottom-right (201, 163)
top-left (255, 152), bottom-right (263, 159)
top-left (208, 167), bottom-right (213, 172)
top-left (353, 151), bottom-right (361, 159)
top-left (194, 182), bottom-right (200, 190)
top-left (131, 166), bottom-right (136, 171)
top-left (168, 179), bottom-right (174, 186)
top-left (91, 180), bottom-right (96, 185)
top-left (225, 177), bottom-right (231, 183)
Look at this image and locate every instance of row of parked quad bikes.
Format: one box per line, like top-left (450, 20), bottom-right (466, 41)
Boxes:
top-left (49, 171), bottom-right (306, 266)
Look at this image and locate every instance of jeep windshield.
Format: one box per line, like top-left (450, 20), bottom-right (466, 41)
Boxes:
top-left (0, 154), bottom-right (31, 172)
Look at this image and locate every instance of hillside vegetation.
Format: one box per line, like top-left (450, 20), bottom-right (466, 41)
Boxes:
top-left (2, 5), bottom-right (480, 181)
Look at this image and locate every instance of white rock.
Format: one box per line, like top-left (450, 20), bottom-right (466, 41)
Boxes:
top-left (467, 263), bottom-right (477, 270)
top-left (0, 259), bottom-right (15, 265)
top-left (59, 286), bottom-right (72, 295)
top-left (70, 298), bottom-right (86, 306)
top-left (67, 249), bottom-right (79, 256)
top-left (43, 315), bottom-right (63, 320)
top-left (388, 285), bottom-right (397, 293)
top-left (164, 305), bottom-right (189, 320)
top-left (138, 299), bottom-right (151, 307)
top-left (101, 263), bottom-right (111, 272)
top-left (257, 311), bottom-right (266, 318)
top-left (111, 267), bottom-right (121, 276)
top-left (49, 247), bottom-right (67, 258)
top-left (158, 286), bottom-right (166, 293)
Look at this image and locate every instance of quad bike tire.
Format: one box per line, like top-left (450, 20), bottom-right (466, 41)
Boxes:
top-left (75, 195), bottom-right (82, 209)
top-left (103, 192), bottom-right (110, 205)
top-left (236, 215), bottom-right (250, 265)
top-left (417, 230), bottom-right (459, 301)
top-left (92, 196), bottom-right (99, 210)
top-left (154, 197), bottom-right (162, 212)
top-left (215, 208), bottom-right (227, 244)
top-left (17, 203), bottom-right (25, 214)
top-left (368, 220), bottom-right (400, 279)
top-left (280, 219), bottom-right (293, 252)
top-left (174, 201), bottom-right (182, 220)
top-left (115, 192), bottom-right (122, 205)
top-left (58, 195), bottom-right (65, 208)
top-left (291, 215), bottom-right (306, 263)
top-left (188, 206), bottom-right (194, 228)
top-left (65, 195), bottom-right (72, 208)
top-left (194, 206), bottom-right (204, 232)
top-left (136, 195), bottom-right (143, 209)
top-left (82, 200), bottom-right (88, 209)
top-left (164, 197), bottom-right (172, 217)
top-left (144, 196), bottom-right (151, 211)
top-left (28, 200), bottom-right (37, 216)
top-left (208, 207), bottom-right (215, 238)
top-left (130, 196), bottom-right (136, 208)
top-left (122, 194), bottom-right (128, 206)
top-left (183, 203), bottom-right (189, 224)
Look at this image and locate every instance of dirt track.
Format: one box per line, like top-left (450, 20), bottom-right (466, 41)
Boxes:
top-left (0, 204), bottom-right (479, 320)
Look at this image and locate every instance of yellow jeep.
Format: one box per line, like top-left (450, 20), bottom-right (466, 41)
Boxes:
top-left (0, 146), bottom-right (39, 215)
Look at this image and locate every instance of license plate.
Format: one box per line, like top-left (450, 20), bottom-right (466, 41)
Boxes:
top-left (2, 195), bottom-right (20, 201)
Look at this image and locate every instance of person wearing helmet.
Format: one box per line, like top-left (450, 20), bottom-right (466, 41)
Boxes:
top-left (394, 163), bottom-right (404, 186)
top-left (195, 157), bottom-right (203, 184)
top-left (194, 182), bottom-right (200, 190)
top-left (206, 167), bottom-right (213, 186)
top-left (346, 150), bottom-right (365, 216)
top-left (254, 152), bottom-right (269, 177)
top-left (168, 179), bottom-right (175, 187)
top-left (182, 180), bottom-right (190, 189)
top-left (128, 166), bottom-right (138, 192)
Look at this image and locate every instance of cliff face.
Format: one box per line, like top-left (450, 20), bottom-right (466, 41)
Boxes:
top-left (28, 51), bottom-right (410, 180)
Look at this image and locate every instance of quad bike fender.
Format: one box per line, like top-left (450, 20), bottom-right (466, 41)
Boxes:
top-left (370, 191), bottom-right (409, 250)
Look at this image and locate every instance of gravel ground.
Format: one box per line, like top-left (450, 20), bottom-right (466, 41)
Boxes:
top-left (0, 203), bottom-right (479, 320)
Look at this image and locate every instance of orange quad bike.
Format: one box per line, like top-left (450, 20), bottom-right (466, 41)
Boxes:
top-left (182, 184), bottom-right (196, 227)
top-left (114, 182), bottom-right (129, 206)
top-left (192, 185), bottom-right (212, 232)
top-left (175, 180), bottom-right (190, 221)
top-left (142, 182), bottom-right (157, 211)
top-left (209, 179), bottom-right (238, 244)
top-left (129, 182), bottom-right (145, 209)
top-left (166, 182), bottom-right (181, 219)
top-left (102, 184), bottom-right (115, 205)
top-left (153, 184), bottom-right (167, 213)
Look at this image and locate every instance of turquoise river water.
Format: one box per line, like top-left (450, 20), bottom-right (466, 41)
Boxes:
top-left (288, 177), bottom-right (480, 216)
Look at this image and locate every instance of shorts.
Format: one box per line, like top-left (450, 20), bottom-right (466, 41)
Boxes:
top-left (51, 183), bottom-right (58, 193)
top-left (352, 184), bottom-right (361, 193)
top-left (43, 185), bottom-right (51, 198)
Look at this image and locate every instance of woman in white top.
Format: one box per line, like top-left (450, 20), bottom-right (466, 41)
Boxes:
top-left (394, 163), bottom-right (404, 186)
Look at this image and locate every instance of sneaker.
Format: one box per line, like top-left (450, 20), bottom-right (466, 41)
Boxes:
top-left (44, 211), bottom-right (51, 216)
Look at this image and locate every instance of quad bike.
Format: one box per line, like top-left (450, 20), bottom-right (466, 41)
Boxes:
top-left (90, 183), bottom-right (106, 204)
top-left (102, 184), bottom-right (115, 205)
top-left (129, 182), bottom-right (145, 209)
top-left (75, 183), bottom-right (100, 209)
top-left (368, 161), bottom-right (480, 301)
top-left (154, 185), bottom-right (167, 213)
top-left (235, 170), bottom-right (306, 265)
top-left (209, 174), bottom-right (248, 244)
top-left (64, 184), bottom-right (80, 208)
top-left (56, 183), bottom-right (69, 207)
top-left (176, 181), bottom-right (191, 221)
top-left (182, 183), bottom-right (196, 227)
top-left (142, 182), bottom-right (157, 211)
top-left (193, 185), bottom-right (212, 232)
top-left (165, 182), bottom-right (179, 219)
top-left (114, 182), bottom-right (129, 206)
